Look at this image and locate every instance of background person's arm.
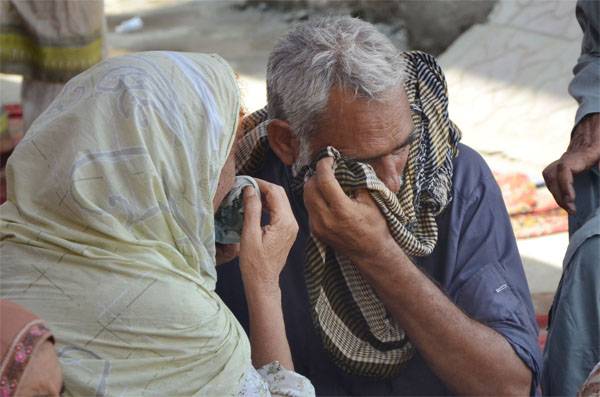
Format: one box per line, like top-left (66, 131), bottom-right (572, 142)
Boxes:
top-left (569, 0), bottom-right (600, 129)
top-left (543, 0), bottom-right (600, 213)
top-left (239, 179), bottom-right (298, 370)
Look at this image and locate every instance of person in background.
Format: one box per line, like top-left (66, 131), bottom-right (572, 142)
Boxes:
top-left (0, 0), bottom-right (107, 206)
top-left (0, 299), bottom-right (63, 397)
top-left (541, 0), bottom-right (600, 395)
top-left (0, 0), bottom-right (106, 131)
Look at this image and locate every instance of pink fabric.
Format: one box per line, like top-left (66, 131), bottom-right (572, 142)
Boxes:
top-left (0, 300), bottom-right (53, 397)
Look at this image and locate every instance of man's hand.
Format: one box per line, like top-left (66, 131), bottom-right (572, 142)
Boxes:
top-left (304, 159), bottom-right (532, 396)
top-left (543, 113), bottom-right (600, 214)
top-left (303, 157), bottom-right (396, 264)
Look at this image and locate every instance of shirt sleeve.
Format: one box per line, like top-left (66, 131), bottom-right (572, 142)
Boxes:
top-left (542, 235), bottom-right (600, 396)
top-left (568, 0), bottom-right (600, 126)
top-left (257, 362), bottom-right (316, 397)
top-left (450, 173), bottom-right (542, 395)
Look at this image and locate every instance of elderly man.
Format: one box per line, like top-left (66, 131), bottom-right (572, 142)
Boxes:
top-left (217, 17), bottom-right (541, 395)
top-left (541, 0), bottom-right (600, 395)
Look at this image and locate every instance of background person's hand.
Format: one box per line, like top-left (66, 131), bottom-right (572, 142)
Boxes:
top-left (239, 179), bottom-right (298, 295)
top-left (303, 157), bottom-right (396, 265)
top-left (543, 113), bottom-right (600, 214)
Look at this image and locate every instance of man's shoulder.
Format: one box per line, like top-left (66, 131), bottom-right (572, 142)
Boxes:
top-left (258, 147), bottom-right (288, 184)
top-left (451, 143), bottom-right (500, 202)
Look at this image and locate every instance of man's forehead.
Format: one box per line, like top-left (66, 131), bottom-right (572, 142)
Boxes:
top-left (313, 85), bottom-right (413, 158)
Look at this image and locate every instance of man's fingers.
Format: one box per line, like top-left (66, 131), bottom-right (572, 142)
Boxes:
top-left (303, 176), bottom-right (333, 235)
top-left (315, 157), bottom-right (350, 208)
top-left (242, 186), bottom-right (263, 242)
top-left (544, 159), bottom-right (578, 214)
top-left (543, 162), bottom-right (565, 209)
top-left (304, 177), bottom-right (328, 213)
top-left (353, 189), bottom-right (375, 205)
top-left (556, 164), bottom-right (575, 203)
top-left (556, 155), bottom-right (589, 214)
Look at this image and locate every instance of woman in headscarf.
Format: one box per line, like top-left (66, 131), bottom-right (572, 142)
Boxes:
top-left (1, 299), bottom-right (63, 397)
top-left (0, 51), bottom-right (313, 396)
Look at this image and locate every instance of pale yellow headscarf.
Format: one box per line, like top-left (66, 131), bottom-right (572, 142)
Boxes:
top-left (0, 52), bottom-right (250, 396)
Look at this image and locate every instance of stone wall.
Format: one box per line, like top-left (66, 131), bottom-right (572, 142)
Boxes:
top-left (242, 0), bottom-right (497, 55)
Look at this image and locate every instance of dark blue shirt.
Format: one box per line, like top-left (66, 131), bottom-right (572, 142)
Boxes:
top-left (217, 143), bottom-right (542, 395)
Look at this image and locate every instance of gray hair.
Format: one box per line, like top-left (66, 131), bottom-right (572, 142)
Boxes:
top-left (266, 16), bottom-right (406, 168)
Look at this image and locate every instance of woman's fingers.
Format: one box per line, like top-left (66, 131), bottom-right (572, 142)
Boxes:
top-left (239, 180), bottom-right (297, 288)
top-left (241, 186), bottom-right (262, 244)
top-left (255, 179), bottom-right (294, 225)
top-left (215, 243), bottom-right (240, 265)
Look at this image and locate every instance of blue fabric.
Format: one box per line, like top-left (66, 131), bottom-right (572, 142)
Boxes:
top-left (568, 0), bottom-right (600, 126)
top-left (217, 144), bottom-right (542, 395)
top-left (541, 1), bottom-right (600, 393)
top-left (569, 167), bottom-right (600, 236)
top-left (542, 171), bottom-right (600, 396)
top-left (542, 209), bottom-right (600, 396)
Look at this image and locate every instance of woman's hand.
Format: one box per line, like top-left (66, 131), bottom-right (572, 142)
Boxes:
top-left (239, 178), bottom-right (298, 370)
top-left (239, 179), bottom-right (298, 295)
top-left (215, 243), bottom-right (239, 266)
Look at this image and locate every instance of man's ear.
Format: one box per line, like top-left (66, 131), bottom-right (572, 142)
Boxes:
top-left (267, 119), bottom-right (301, 166)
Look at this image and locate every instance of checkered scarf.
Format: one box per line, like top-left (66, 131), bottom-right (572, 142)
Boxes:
top-left (235, 51), bottom-right (461, 377)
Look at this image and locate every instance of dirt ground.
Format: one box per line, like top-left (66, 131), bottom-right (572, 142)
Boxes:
top-left (104, 0), bottom-right (408, 111)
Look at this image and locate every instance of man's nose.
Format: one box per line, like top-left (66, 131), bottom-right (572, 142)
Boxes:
top-left (377, 156), bottom-right (402, 194)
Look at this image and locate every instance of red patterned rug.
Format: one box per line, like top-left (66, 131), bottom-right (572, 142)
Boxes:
top-left (494, 172), bottom-right (568, 239)
top-left (0, 104), bottom-right (23, 204)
